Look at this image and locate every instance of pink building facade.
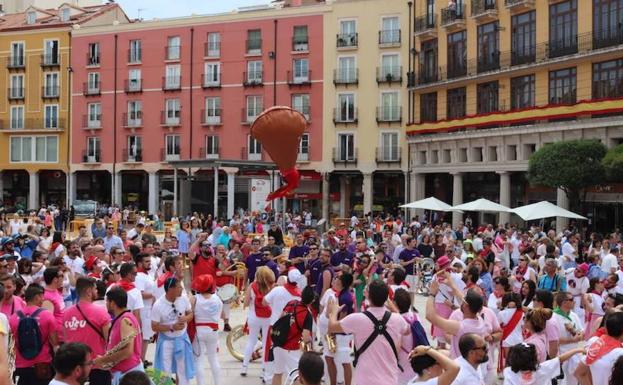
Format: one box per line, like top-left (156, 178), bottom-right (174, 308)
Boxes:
top-left (70, 5), bottom-right (325, 217)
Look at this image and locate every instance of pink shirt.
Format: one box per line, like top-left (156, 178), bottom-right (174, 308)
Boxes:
top-left (1, 295), bottom-right (26, 318)
top-left (526, 332), bottom-right (548, 363)
top-left (450, 316), bottom-right (488, 359)
top-left (340, 306), bottom-right (409, 385)
top-left (43, 288), bottom-right (65, 332)
top-left (62, 301), bottom-right (111, 358)
top-left (9, 305), bottom-right (57, 367)
top-left (450, 307), bottom-right (500, 370)
top-left (398, 313), bottom-right (417, 385)
top-left (108, 311), bottom-right (142, 373)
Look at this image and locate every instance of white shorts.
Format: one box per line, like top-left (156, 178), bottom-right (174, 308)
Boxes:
top-left (273, 347), bottom-right (301, 375)
top-left (405, 275), bottom-right (417, 292)
top-left (323, 334), bottom-right (353, 364)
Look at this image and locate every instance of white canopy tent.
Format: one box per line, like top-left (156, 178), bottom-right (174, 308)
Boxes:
top-left (400, 197), bottom-right (455, 211)
top-left (510, 201), bottom-right (587, 221)
top-left (452, 198), bottom-right (511, 213)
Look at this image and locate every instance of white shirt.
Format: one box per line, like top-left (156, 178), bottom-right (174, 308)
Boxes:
top-left (106, 284), bottom-right (144, 311)
top-left (48, 380), bottom-right (71, 385)
top-left (502, 357), bottom-right (561, 385)
top-left (134, 272), bottom-right (156, 308)
top-left (552, 310), bottom-right (584, 353)
top-left (264, 286), bottom-right (301, 324)
top-left (584, 337), bottom-right (623, 385)
top-left (601, 253), bottom-right (618, 274)
top-left (497, 308), bottom-right (524, 347)
top-left (193, 294), bottom-right (223, 324)
top-left (452, 357), bottom-right (484, 385)
top-left (561, 242), bottom-right (576, 263)
top-left (472, 238), bottom-right (483, 253)
top-left (406, 377), bottom-right (438, 385)
top-left (318, 289), bottom-right (337, 336)
top-left (63, 255), bottom-right (85, 276)
top-left (151, 295), bottom-right (192, 338)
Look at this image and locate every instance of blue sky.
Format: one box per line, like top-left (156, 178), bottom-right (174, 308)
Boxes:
top-left (116, 0), bottom-right (271, 20)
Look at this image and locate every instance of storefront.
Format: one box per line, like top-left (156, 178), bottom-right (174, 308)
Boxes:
top-left (286, 170), bottom-right (322, 217)
top-left (39, 170), bottom-right (66, 208)
top-left (75, 171), bottom-right (112, 204)
top-left (1, 170), bottom-right (29, 211)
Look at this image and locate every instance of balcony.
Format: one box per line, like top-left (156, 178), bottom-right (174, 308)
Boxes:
top-left (202, 74), bottom-right (221, 88)
top-left (86, 53), bottom-right (100, 67)
top-left (123, 149), bottom-right (142, 163)
top-left (376, 147), bottom-right (402, 164)
top-left (8, 88), bottom-right (25, 100)
top-left (124, 79), bottom-right (142, 93)
top-left (332, 147), bottom-right (358, 165)
top-left (414, 14), bottom-right (437, 39)
top-left (201, 109), bottom-right (222, 126)
top-left (83, 115), bottom-right (102, 130)
top-left (7, 56), bottom-right (25, 70)
top-left (504, 0), bottom-right (535, 13)
top-left (161, 148), bottom-right (180, 162)
top-left (287, 70), bottom-right (311, 86)
top-left (204, 42), bottom-right (220, 57)
top-left (0, 118), bottom-right (66, 132)
top-left (333, 108), bottom-right (358, 125)
top-left (447, 63), bottom-right (467, 79)
top-left (548, 36), bottom-right (578, 59)
top-left (162, 76), bottom-right (182, 91)
top-left (246, 39), bottom-right (262, 55)
top-left (165, 46), bottom-right (181, 61)
top-left (441, 5), bottom-right (466, 32)
top-left (511, 48), bottom-right (536, 66)
top-left (336, 33), bottom-right (358, 49)
top-left (82, 150), bottom-right (101, 164)
top-left (376, 106), bottom-right (402, 123)
top-left (471, 0), bottom-right (498, 23)
top-left (292, 37), bottom-right (309, 52)
top-left (127, 48), bottom-right (142, 64)
top-left (123, 113), bottom-right (142, 128)
top-left (379, 29), bottom-right (401, 47)
top-left (377, 66), bottom-right (402, 84)
top-left (594, 29), bottom-right (623, 50)
top-left (160, 111), bottom-right (181, 127)
top-left (242, 108), bottom-right (262, 125)
top-left (83, 82), bottom-right (101, 96)
top-left (477, 52), bottom-right (500, 73)
top-left (40, 54), bottom-right (60, 68)
top-left (241, 147), bottom-right (263, 161)
top-left (41, 86), bottom-right (60, 99)
top-left (333, 69), bottom-right (358, 86)
top-left (243, 71), bottom-right (263, 87)
top-left (201, 147), bottom-right (220, 160)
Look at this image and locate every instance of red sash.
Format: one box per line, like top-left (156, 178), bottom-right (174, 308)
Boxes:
top-left (498, 309), bottom-right (523, 372)
top-left (252, 282), bottom-right (272, 318)
top-left (284, 282), bottom-right (301, 298)
top-left (586, 334), bottom-right (623, 365)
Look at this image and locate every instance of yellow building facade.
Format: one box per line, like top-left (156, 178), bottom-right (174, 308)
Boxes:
top-left (407, 0), bottom-right (623, 229)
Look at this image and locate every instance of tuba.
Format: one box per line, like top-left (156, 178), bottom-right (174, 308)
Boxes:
top-left (299, 339), bottom-right (313, 352)
top-left (324, 334), bottom-right (337, 354)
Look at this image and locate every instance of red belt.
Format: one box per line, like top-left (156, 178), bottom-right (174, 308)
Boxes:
top-left (195, 322), bottom-right (219, 331)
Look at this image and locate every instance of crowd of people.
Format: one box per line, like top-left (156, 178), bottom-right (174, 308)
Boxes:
top-left (0, 209), bottom-right (622, 385)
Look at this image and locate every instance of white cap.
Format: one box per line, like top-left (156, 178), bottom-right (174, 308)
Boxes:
top-left (287, 269), bottom-right (302, 284)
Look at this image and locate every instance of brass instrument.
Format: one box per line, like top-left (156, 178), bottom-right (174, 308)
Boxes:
top-left (299, 339), bottom-right (313, 352)
top-left (226, 324), bottom-right (262, 362)
top-left (7, 331), bottom-right (15, 384)
top-left (324, 334), bottom-right (337, 354)
top-left (99, 329), bottom-right (138, 370)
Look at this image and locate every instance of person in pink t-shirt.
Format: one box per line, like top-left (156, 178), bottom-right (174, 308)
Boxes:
top-left (62, 277), bottom-right (112, 385)
top-left (41, 267), bottom-right (65, 333)
top-left (0, 274), bottom-right (26, 318)
top-left (327, 280), bottom-right (409, 385)
top-left (9, 284), bottom-right (59, 385)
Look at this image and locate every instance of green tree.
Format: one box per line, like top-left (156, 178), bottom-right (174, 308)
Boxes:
top-left (527, 139), bottom-right (607, 211)
top-left (602, 144), bottom-right (623, 181)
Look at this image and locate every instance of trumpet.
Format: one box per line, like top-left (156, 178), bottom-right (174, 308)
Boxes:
top-left (325, 334), bottom-right (337, 354)
top-left (300, 339), bottom-right (313, 352)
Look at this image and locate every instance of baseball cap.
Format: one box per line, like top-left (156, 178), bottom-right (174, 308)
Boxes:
top-left (577, 263), bottom-right (589, 275)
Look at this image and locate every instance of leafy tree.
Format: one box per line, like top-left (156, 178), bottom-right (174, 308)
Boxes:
top-left (527, 139), bottom-right (606, 211)
top-left (602, 144), bottom-right (623, 181)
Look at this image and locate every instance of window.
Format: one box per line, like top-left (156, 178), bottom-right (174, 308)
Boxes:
top-left (426, 0), bottom-right (435, 25)
top-left (246, 96), bottom-right (263, 122)
top-left (247, 30), bottom-right (262, 54)
top-left (247, 61), bottom-right (262, 84)
top-left (292, 94), bottom-right (310, 119)
top-left (86, 137), bottom-right (100, 162)
top-left (337, 133), bottom-right (355, 161)
top-left (511, 74), bottom-right (535, 110)
top-left (293, 26), bottom-right (309, 51)
top-left (88, 103), bottom-right (101, 128)
top-left (10, 106), bottom-right (24, 129)
top-left (477, 81), bottom-right (499, 114)
top-left (167, 36), bottom-right (181, 60)
top-left (165, 64), bottom-right (181, 88)
top-left (44, 105), bottom-right (58, 128)
top-left (87, 72), bottom-right (100, 92)
top-left (204, 62), bottom-right (220, 86)
top-left (337, 56), bottom-right (356, 83)
top-left (338, 20), bottom-right (357, 47)
top-left (447, 30), bottom-right (467, 78)
top-left (128, 69), bottom-right (141, 91)
top-left (511, 11), bottom-right (536, 65)
top-left (10, 75), bottom-right (24, 99)
top-left (205, 97), bottom-right (221, 124)
top-left (380, 132), bottom-right (399, 161)
top-left (207, 32), bottom-right (221, 57)
top-left (420, 92), bottom-right (437, 122)
top-left (44, 73), bottom-right (59, 97)
top-left (10, 42), bottom-right (24, 67)
top-left (381, 54), bottom-right (400, 79)
top-left (380, 16), bottom-right (400, 44)
top-left (477, 22), bottom-right (499, 72)
top-left (593, 0), bottom-right (623, 48)
top-left (129, 39), bottom-right (141, 63)
top-left (293, 58), bottom-right (309, 83)
top-left (127, 101), bottom-right (142, 126)
top-left (165, 99), bottom-right (181, 124)
top-left (549, 67), bottom-right (577, 104)
top-left (593, 59), bottom-right (623, 99)
top-left (206, 135), bottom-right (219, 158)
top-left (60, 8), bottom-right (70, 22)
top-left (248, 135), bottom-right (262, 160)
top-left (88, 43), bottom-right (100, 66)
top-left (11, 136), bottom-right (58, 163)
top-left (43, 40), bottom-right (59, 65)
top-left (447, 87), bottom-right (466, 119)
top-left (127, 136), bottom-right (142, 161)
top-left (298, 133), bottom-right (310, 161)
top-left (337, 93), bottom-right (356, 122)
top-left (26, 11), bottom-right (36, 24)
top-left (165, 135), bottom-right (181, 159)
top-left (380, 92), bottom-right (400, 121)
top-left (419, 39), bottom-right (438, 84)
top-left (549, 0), bottom-right (578, 58)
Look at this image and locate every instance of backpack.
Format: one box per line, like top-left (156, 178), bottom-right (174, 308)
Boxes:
top-left (270, 301), bottom-right (303, 347)
top-left (353, 311), bottom-right (403, 372)
top-left (407, 316), bottom-right (429, 348)
top-left (16, 308), bottom-right (45, 360)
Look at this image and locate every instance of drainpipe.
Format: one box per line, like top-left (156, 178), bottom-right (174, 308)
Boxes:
top-left (66, 31), bottom-right (72, 209)
top-left (112, 34), bottom-right (118, 206)
top-left (189, 27), bottom-right (195, 212)
top-left (407, 1), bottom-right (413, 124)
top-left (273, 19), bottom-right (278, 106)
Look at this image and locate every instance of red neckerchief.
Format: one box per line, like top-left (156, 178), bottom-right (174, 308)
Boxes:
top-left (87, 272), bottom-right (101, 279)
top-left (116, 279), bottom-right (135, 292)
top-left (586, 334), bottom-right (623, 365)
top-left (137, 266), bottom-right (146, 273)
top-left (515, 265), bottom-right (527, 281)
top-left (49, 242), bottom-right (61, 253)
top-left (284, 282), bottom-right (301, 297)
top-left (493, 288), bottom-right (505, 298)
top-left (157, 271), bottom-right (174, 287)
top-left (466, 282), bottom-right (476, 290)
top-left (595, 327), bottom-right (607, 338)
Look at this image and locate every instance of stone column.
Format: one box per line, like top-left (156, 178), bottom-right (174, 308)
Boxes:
top-left (322, 173), bottom-right (330, 222)
top-left (226, 171), bottom-right (235, 220)
top-left (179, 175), bottom-right (191, 216)
top-left (213, 167), bottom-right (219, 218)
top-left (556, 188), bottom-right (569, 233)
top-left (411, 172), bottom-right (426, 219)
top-left (498, 171), bottom-right (511, 225)
top-left (28, 171), bottom-right (39, 210)
top-left (148, 172), bottom-right (159, 215)
top-left (173, 168), bottom-right (178, 216)
top-left (0, 171), bottom-right (4, 205)
top-left (339, 177), bottom-right (347, 218)
top-left (68, 172), bottom-right (77, 207)
top-left (362, 173), bottom-right (373, 215)
top-left (113, 172), bottom-right (122, 208)
top-left (451, 172), bottom-right (463, 228)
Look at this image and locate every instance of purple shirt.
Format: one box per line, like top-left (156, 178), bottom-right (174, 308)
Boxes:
top-left (398, 248), bottom-right (420, 275)
top-left (245, 252), bottom-right (264, 282)
top-left (288, 245), bottom-right (310, 273)
top-left (307, 258), bottom-right (322, 287)
top-left (331, 250), bottom-right (354, 267)
top-left (338, 289), bottom-right (355, 316)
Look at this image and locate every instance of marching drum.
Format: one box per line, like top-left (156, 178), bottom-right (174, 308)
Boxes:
top-left (217, 283), bottom-right (239, 304)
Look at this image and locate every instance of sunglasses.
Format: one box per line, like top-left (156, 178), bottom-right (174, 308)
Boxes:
top-left (471, 345), bottom-right (488, 352)
top-left (310, 247), bottom-right (318, 250)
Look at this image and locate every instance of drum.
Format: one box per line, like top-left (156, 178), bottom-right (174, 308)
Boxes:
top-left (217, 283), bottom-right (239, 304)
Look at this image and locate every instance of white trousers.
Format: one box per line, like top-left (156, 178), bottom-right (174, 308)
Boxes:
top-left (243, 315), bottom-right (271, 368)
top-left (160, 339), bottom-right (190, 385)
top-left (193, 327), bottom-right (220, 385)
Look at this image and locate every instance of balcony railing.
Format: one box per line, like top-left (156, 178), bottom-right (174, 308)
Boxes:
top-left (504, 0), bottom-right (535, 10)
top-left (593, 29), bottom-right (623, 50)
top-left (124, 79), bottom-right (142, 93)
top-left (297, 148), bottom-right (310, 162)
top-left (441, 4), bottom-right (466, 27)
top-left (294, 104), bottom-right (310, 121)
top-left (160, 111), bottom-right (181, 126)
top-left (243, 71), bottom-right (263, 87)
top-left (201, 147), bottom-right (220, 159)
top-left (332, 147), bottom-right (358, 164)
top-left (471, 0), bottom-right (497, 18)
top-left (123, 149), bottom-right (142, 162)
top-left (162, 76), bottom-right (182, 91)
top-left (414, 14), bottom-right (437, 35)
top-left (447, 63), bottom-right (467, 79)
top-left (8, 88), bottom-right (25, 100)
top-left (83, 82), bottom-right (101, 96)
top-left (123, 113), bottom-right (142, 128)
top-left (161, 148), bottom-right (181, 161)
top-left (40, 54), bottom-right (59, 67)
top-left (246, 39), bottom-right (262, 54)
top-left (548, 36), bottom-right (578, 59)
top-left (82, 150), bottom-right (101, 163)
top-left (477, 51), bottom-right (500, 73)
top-left (376, 147), bottom-right (402, 163)
top-left (83, 115), bottom-right (102, 129)
top-left (292, 38), bottom-right (309, 52)
top-left (242, 108), bottom-right (262, 125)
top-left (511, 48), bottom-right (536, 66)
top-left (7, 56), bottom-right (25, 69)
top-left (336, 33), bottom-right (358, 48)
top-left (287, 70), bottom-right (311, 86)
top-left (202, 74), bottom-right (221, 88)
top-left (418, 65), bottom-right (440, 85)
top-left (86, 53), bottom-right (100, 66)
top-left (204, 42), bottom-right (220, 57)
top-left (333, 69), bottom-right (358, 85)
top-left (377, 66), bottom-right (402, 84)
top-left (549, 90), bottom-right (577, 106)
top-left (202, 109), bottom-right (222, 126)
top-left (241, 147), bottom-right (263, 161)
top-left (165, 46), bottom-right (181, 60)
top-left (379, 30), bottom-right (401, 45)
top-left (1, 118), bottom-right (67, 131)
top-left (376, 106), bottom-right (402, 123)
top-left (42, 86), bottom-right (59, 99)
top-left (333, 108), bottom-right (358, 124)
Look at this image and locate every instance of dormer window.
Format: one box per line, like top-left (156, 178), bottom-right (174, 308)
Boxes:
top-left (26, 11), bottom-right (36, 24)
top-left (60, 8), bottom-right (70, 22)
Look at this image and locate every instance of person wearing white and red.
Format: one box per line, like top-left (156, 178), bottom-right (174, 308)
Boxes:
top-left (62, 277), bottom-right (111, 385)
top-left (497, 293), bottom-right (524, 372)
top-left (189, 233), bottom-right (218, 280)
top-left (241, 266), bottom-right (276, 378)
top-left (551, 292), bottom-right (584, 385)
top-left (575, 311), bottom-right (623, 385)
top-left (566, 263), bottom-right (590, 321)
top-left (214, 244), bottom-right (237, 331)
top-left (133, 253), bottom-right (156, 364)
top-left (191, 274), bottom-right (223, 385)
top-left (155, 256), bottom-right (183, 300)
